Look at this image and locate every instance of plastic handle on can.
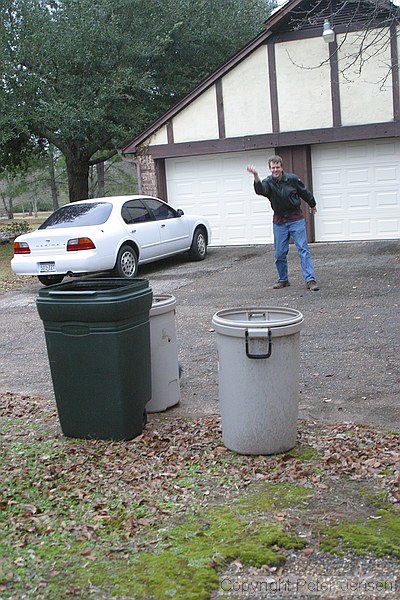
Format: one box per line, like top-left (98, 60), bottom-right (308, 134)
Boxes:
top-left (48, 291), bottom-right (98, 296)
top-left (245, 328), bottom-right (272, 359)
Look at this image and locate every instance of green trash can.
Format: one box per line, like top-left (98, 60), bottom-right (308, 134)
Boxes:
top-left (36, 278), bottom-right (153, 441)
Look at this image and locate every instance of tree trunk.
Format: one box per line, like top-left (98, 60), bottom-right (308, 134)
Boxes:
top-left (48, 145), bottom-right (59, 211)
top-left (96, 161), bottom-right (105, 197)
top-left (65, 155), bottom-right (90, 202)
top-left (1, 195), bottom-right (13, 219)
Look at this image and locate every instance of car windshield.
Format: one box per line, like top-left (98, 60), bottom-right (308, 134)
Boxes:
top-left (39, 203), bottom-right (113, 229)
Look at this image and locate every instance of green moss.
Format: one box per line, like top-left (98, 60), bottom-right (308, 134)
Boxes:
top-left (288, 444), bottom-right (321, 462)
top-left (359, 489), bottom-right (393, 511)
top-left (122, 484), bottom-right (306, 599)
top-left (1, 483), bottom-right (308, 599)
top-left (320, 509), bottom-right (400, 557)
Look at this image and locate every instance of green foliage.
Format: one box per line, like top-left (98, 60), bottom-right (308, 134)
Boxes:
top-left (0, 220), bottom-right (30, 237)
top-left (12, 198), bottom-right (54, 213)
top-left (0, 0), bottom-right (275, 200)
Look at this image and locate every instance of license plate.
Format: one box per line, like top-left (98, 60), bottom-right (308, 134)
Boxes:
top-left (39, 262), bottom-right (56, 273)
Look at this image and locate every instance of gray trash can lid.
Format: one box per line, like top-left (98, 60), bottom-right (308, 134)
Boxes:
top-left (212, 306), bottom-right (304, 338)
top-left (150, 294), bottom-right (176, 317)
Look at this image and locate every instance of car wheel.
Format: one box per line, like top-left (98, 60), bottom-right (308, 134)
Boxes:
top-left (188, 228), bottom-right (207, 261)
top-left (113, 244), bottom-right (138, 278)
top-left (38, 274), bottom-right (64, 286)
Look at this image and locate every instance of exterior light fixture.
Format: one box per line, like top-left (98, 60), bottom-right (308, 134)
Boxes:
top-left (323, 19), bottom-right (335, 43)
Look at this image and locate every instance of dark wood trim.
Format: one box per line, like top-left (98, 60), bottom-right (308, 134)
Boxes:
top-left (268, 43), bottom-right (280, 132)
top-left (271, 22), bottom-right (391, 44)
top-left (215, 79), bottom-right (226, 139)
top-left (167, 122), bottom-right (174, 144)
top-left (272, 28), bottom-right (321, 43)
top-left (329, 42), bottom-right (341, 127)
top-left (146, 121), bottom-right (400, 159)
top-left (277, 146), bottom-right (315, 242)
top-left (391, 23), bottom-right (400, 121)
top-left (155, 159), bottom-right (168, 201)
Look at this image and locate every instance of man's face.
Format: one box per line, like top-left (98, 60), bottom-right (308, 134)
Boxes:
top-left (269, 161), bottom-right (283, 179)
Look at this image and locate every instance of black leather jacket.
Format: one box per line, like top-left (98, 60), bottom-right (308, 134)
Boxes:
top-left (254, 172), bottom-right (316, 217)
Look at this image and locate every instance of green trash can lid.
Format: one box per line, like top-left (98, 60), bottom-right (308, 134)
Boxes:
top-left (38, 277), bottom-right (149, 301)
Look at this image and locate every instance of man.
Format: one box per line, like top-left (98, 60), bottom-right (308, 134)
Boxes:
top-left (247, 155), bottom-right (319, 291)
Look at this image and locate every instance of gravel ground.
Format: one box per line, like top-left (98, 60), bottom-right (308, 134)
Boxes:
top-left (1, 240), bottom-right (399, 431)
top-left (214, 552), bottom-right (398, 599)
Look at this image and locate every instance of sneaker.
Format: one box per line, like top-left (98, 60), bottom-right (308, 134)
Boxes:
top-left (273, 280), bottom-right (290, 289)
top-left (306, 280), bottom-right (319, 291)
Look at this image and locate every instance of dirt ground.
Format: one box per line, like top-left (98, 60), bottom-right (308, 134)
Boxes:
top-left (0, 239), bottom-right (399, 431)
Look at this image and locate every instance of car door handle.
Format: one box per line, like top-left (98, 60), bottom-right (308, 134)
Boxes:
top-left (161, 224), bottom-right (166, 228)
top-left (130, 229), bottom-right (136, 233)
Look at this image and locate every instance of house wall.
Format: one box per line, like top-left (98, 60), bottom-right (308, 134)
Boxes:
top-left (134, 22), bottom-right (400, 240)
top-left (338, 28), bottom-right (394, 125)
top-left (222, 46), bottom-right (272, 136)
top-left (275, 37), bottom-right (333, 131)
top-left (148, 126), bottom-right (168, 146)
top-left (138, 25), bottom-right (398, 150)
top-left (137, 153), bottom-right (158, 197)
top-left (173, 87), bottom-right (219, 142)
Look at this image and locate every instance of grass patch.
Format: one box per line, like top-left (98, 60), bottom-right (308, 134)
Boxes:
top-left (0, 215), bottom-right (48, 291)
top-left (0, 242), bottom-right (14, 277)
top-left (129, 488), bottom-right (307, 599)
top-left (320, 508), bottom-right (400, 557)
top-left (286, 444), bottom-right (321, 462)
top-left (1, 398), bottom-right (399, 598)
top-left (0, 483), bottom-right (307, 599)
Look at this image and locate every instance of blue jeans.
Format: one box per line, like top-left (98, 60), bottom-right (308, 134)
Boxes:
top-left (273, 219), bottom-right (316, 282)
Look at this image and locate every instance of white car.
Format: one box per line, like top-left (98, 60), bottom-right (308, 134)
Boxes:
top-left (11, 195), bottom-right (211, 285)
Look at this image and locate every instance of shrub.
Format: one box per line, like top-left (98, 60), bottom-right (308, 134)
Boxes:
top-left (0, 221), bottom-right (30, 238)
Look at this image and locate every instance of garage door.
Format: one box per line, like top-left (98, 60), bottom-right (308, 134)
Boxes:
top-left (166, 150), bottom-right (274, 246)
top-left (312, 139), bottom-right (400, 241)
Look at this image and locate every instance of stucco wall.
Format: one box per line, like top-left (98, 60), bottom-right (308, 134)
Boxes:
top-left (148, 125), bottom-right (168, 146)
top-left (338, 28), bottom-right (394, 125)
top-left (173, 87), bottom-right (219, 142)
top-left (275, 37), bottom-right (333, 131)
top-left (222, 46), bottom-right (272, 136)
top-left (141, 24), bottom-right (398, 149)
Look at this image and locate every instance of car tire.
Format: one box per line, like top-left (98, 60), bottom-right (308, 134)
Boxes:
top-left (38, 274), bottom-right (64, 286)
top-left (188, 227), bottom-right (207, 261)
top-left (113, 244), bottom-right (138, 278)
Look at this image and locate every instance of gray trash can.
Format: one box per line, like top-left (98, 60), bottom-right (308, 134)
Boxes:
top-left (146, 294), bottom-right (181, 413)
top-left (212, 306), bottom-right (304, 455)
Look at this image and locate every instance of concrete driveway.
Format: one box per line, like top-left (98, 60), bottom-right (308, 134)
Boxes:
top-left (0, 240), bottom-right (399, 430)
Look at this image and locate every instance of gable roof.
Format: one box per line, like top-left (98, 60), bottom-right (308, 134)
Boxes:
top-left (122, 0), bottom-right (399, 155)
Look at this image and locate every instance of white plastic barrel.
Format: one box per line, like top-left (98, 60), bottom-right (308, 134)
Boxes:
top-left (212, 306), bottom-right (304, 455)
top-left (146, 294), bottom-right (181, 413)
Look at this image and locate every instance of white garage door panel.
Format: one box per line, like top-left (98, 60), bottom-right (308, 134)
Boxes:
top-left (379, 219), bottom-right (399, 234)
top-left (166, 150), bottom-right (273, 246)
top-left (377, 191), bottom-right (398, 207)
top-left (312, 139), bottom-right (400, 241)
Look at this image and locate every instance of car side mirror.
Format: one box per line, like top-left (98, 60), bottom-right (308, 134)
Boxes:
top-left (176, 209), bottom-right (184, 217)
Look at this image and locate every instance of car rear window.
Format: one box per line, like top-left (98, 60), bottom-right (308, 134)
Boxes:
top-left (39, 203), bottom-right (113, 229)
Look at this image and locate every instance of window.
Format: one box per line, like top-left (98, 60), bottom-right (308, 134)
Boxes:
top-left (144, 198), bottom-right (177, 220)
top-left (39, 203), bottom-right (112, 229)
top-left (121, 200), bottom-right (153, 224)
